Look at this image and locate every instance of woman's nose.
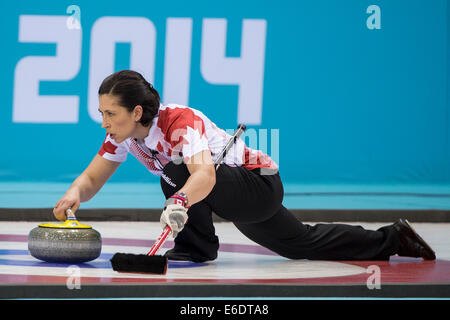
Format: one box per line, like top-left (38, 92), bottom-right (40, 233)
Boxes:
top-left (101, 119), bottom-right (109, 129)
top-left (101, 114), bottom-right (109, 128)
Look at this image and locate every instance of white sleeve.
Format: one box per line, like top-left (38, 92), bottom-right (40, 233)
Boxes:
top-left (170, 121), bottom-right (210, 164)
top-left (181, 126), bottom-right (210, 162)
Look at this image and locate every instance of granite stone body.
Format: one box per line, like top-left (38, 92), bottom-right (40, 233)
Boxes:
top-left (28, 227), bottom-right (102, 263)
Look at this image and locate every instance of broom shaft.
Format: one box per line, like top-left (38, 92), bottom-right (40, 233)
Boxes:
top-left (147, 225), bottom-right (171, 255)
top-left (146, 124), bottom-right (247, 256)
top-left (214, 123), bottom-right (246, 170)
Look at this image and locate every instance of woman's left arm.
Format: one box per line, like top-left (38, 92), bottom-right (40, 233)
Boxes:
top-left (178, 149), bottom-right (216, 207)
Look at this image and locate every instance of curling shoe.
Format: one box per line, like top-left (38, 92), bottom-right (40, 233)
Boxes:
top-left (393, 219), bottom-right (436, 260)
top-left (164, 247), bottom-right (217, 263)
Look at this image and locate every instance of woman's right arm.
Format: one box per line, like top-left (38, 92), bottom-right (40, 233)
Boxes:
top-left (53, 155), bottom-right (121, 220)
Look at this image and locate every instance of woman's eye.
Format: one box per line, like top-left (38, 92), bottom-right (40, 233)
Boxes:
top-left (98, 109), bottom-right (113, 117)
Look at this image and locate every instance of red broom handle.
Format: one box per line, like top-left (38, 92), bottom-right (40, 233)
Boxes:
top-left (147, 225), bottom-right (172, 255)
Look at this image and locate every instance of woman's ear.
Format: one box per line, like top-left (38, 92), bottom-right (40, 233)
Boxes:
top-left (134, 105), bottom-right (143, 122)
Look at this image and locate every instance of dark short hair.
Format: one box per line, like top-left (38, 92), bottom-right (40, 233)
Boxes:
top-left (98, 70), bottom-right (160, 126)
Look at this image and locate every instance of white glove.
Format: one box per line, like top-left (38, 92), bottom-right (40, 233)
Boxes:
top-left (160, 195), bottom-right (189, 238)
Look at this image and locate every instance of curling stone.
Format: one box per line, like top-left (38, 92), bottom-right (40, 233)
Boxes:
top-left (28, 209), bottom-right (102, 263)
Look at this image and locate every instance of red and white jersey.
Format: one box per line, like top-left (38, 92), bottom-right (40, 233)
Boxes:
top-left (98, 104), bottom-right (278, 177)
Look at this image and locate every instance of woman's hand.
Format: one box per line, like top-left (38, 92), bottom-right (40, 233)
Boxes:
top-left (160, 195), bottom-right (189, 238)
top-left (53, 188), bottom-right (81, 221)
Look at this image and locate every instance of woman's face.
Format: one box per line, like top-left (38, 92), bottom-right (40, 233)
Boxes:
top-left (98, 94), bottom-right (141, 143)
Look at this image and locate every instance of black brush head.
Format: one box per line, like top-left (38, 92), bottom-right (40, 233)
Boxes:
top-left (110, 253), bottom-right (168, 274)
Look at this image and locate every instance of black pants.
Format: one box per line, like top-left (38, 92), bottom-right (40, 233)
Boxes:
top-left (160, 162), bottom-right (401, 261)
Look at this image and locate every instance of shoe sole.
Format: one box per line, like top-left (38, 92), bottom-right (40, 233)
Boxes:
top-left (400, 219), bottom-right (436, 260)
top-left (164, 251), bottom-right (195, 262)
top-left (165, 250), bottom-right (215, 263)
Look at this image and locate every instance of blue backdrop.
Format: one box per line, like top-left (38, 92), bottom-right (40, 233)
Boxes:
top-left (1, 0), bottom-right (449, 187)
